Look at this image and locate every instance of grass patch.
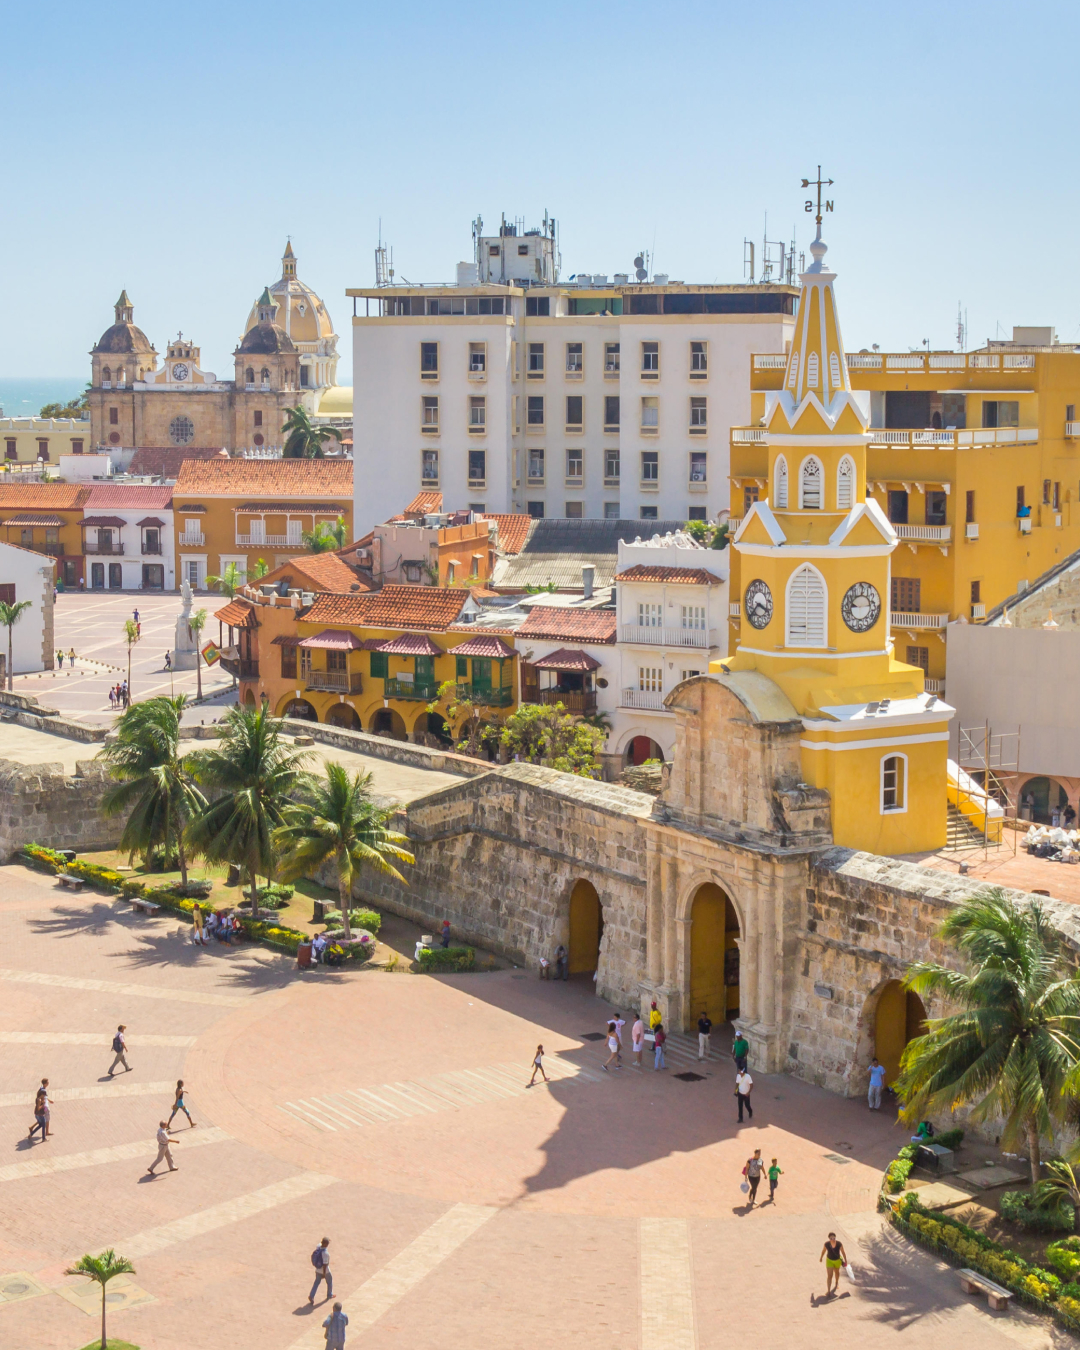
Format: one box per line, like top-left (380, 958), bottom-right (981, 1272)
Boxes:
top-left (77, 1341), bottom-right (141, 1349)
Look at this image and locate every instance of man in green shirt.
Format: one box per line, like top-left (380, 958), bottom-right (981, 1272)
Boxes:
top-left (732, 1033), bottom-right (749, 1072)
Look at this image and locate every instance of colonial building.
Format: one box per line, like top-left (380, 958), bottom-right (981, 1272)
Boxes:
top-left (0, 540), bottom-right (55, 675)
top-left (88, 246), bottom-right (350, 456)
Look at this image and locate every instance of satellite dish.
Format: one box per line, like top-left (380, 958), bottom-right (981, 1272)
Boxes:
top-left (634, 255), bottom-right (644, 269)
top-left (635, 268), bottom-right (648, 282)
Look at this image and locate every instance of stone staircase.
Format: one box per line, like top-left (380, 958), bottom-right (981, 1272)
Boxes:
top-left (946, 802), bottom-right (996, 850)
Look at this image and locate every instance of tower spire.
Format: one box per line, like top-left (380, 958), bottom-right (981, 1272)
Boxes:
top-left (282, 239), bottom-right (296, 280)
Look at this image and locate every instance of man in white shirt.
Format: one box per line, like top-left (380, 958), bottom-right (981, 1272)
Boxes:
top-left (108, 1025), bottom-right (130, 1077)
top-left (148, 1120), bottom-right (177, 1175)
top-left (735, 1068), bottom-right (754, 1122)
top-left (631, 1017), bottom-right (645, 1069)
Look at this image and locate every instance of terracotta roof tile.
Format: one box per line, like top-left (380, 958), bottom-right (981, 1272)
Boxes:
top-left (400, 490), bottom-right (443, 517)
top-left (376, 632), bottom-right (443, 656)
top-left (1, 512), bottom-right (67, 527)
top-left (303, 584), bottom-right (467, 632)
top-left (450, 634), bottom-right (517, 659)
top-left (614, 564), bottom-right (722, 585)
top-left (533, 647), bottom-right (602, 671)
top-left (81, 515), bottom-right (128, 528)
top-left (174, 458), bottom-right (352, 498)
top-left (482, 513), bottom-right (533, 555)
top-left (214, 599), bottom-right (259, 628)
top-left (258, 552), bottom-right (365, 594)
top-left (0, 484), bottom-right (89, 510)
top-left (84, 485), bottom-right (173, 510)
top-left (128, 447), bottom-right (228, 478)
top-left (298, 629), bottom-right (365, 651)
top-left (515, 606), bottom-right (617, 643)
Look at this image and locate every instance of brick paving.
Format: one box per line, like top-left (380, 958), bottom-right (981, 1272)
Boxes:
top-left (0, 860), bottom-right (1063, 1349)
top-left (902, 836), bottom-right (1080, 905)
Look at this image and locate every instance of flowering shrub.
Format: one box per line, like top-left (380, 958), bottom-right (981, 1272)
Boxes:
top-left (418, 946), bottom-right (476, 973)
top-left (1046, 1237), bottom-right (1080, 1281)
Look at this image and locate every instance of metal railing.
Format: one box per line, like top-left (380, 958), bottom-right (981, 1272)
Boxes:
top-left (890, 612), bottom-right (949, 630)
top-left (621, 624), bottom-right (716, 649)
top-left (235, 534), bottom-right (303, 548)
top-left (305, 671), bottom-right (363, 694)
top-left (621, 687), bottom-right (666, 710)
top-left (384, 678), bottom-right (439, 700)
top-left (82, 541), bottom-right (124, 555)
top-left (179, 532), bottom-right (205, 547)
top-left (532, 688), bottom-right (597, 713)
top-left (459, 684), bottom-right (513, 707)
top-left (220, 656), bottom-right (259, 679)
top-left (893, 524), bottom-right (952, 543)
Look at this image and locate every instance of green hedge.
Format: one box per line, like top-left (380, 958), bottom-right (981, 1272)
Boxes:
top-left (1047, 1237), bottom-right (1080, 1281)
top-left (418, 945), bottom-right (475, 973)
top-left (1001, 1189), bottom-right (1074, 1234)
top-left (882, 1133), bottom-right (964, 1195)
top-left (346, 908), bottom-right (382, 936)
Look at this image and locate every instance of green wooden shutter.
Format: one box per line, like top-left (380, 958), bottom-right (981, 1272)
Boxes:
top-left (370, 650), bottom-right (388, 678)
top-left (415, 655), bottom-right (435, 686)
top-left (456, 655), bottom-right (468, 680)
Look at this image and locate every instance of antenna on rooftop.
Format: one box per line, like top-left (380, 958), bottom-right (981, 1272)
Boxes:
top-left (956, 302), bottom-right (968, 352)
top-left (374, 219), bottom-right (393, 288)
top-left (634, 252), bottom-right (649, 283)
top-left (760, 213), bottom-right (787, 285)
top-left (743, 239), bottom-right (755, 283)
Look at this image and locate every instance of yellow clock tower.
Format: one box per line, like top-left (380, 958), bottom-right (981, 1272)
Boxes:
top-left (715, 220), bottom-right (952, 854)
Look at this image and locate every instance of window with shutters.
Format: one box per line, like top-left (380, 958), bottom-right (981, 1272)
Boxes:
top-left (280, 645), bottom-right (297, 679)
top-left (891, 577), bottom-right (921, 613)
top-left (787, 351), bottom-right (800, 388)
top-left (881, 754), bottom-right (907, 813)
top-left (785, 564), bottom-right (827, 647)
top-left (370, 650), bottom-right (388, 679)
top-left (774, 456), bottom-right (788, 508)
top-left (638, 666), bottom-right (662, 692)
top-left (681, 605), bottom-right (705, 630)
top-left (799, 456), bottom-right (823, 509)
top-left (743, 483), bottom-right (759, 514)
top-left (829, 350), bottom-right (842, 389)
top-left (638, 602), bottom-right (662, 627)
top-left (906, 645), bottom-right (929, 673)
top-left (837, 456), bottom-right (854, 510)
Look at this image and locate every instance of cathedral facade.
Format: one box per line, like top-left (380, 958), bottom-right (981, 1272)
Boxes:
top-left (87, 244), bottom-right (346, 455)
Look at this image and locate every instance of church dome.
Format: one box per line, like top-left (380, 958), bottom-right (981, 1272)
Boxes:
top-left (244, 242), bottom-right (337, 346)
top-left (237, 322), bottom-right (297, 355)
top-left (93, 292), bottom-right (154, 355)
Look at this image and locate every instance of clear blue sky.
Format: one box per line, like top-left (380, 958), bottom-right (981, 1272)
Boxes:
top-left (5, 0), bottom-right (1078, 379)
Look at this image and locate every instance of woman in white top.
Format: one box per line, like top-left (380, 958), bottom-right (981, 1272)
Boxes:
top-left (527, 1044), bottom-right (549, 1086)
top-left (602, 1022), bottom-right (621, 1072)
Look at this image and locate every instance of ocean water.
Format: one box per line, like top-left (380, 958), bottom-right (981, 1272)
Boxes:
top-left (0, 377), bottom-right (87, 419)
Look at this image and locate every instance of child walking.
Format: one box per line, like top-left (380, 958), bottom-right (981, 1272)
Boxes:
top-left (527, 1044), bottom-right (549, 1087)
top-left (767, 1157), bottom-right (783, 1202)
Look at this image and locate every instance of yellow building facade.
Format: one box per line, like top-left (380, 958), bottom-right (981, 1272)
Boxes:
top-left (714, 232), bottom-right (952, 854)
top-left (731, 331), bottom-right (1080, 692)
top-left (1, 417), bottom-right (92, 468)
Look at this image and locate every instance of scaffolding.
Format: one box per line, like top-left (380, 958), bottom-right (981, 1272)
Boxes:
top-left (947, 721), bottom-right (1021, 860)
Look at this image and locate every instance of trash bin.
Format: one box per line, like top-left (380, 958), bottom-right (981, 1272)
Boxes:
top-left (227, 863), bottom-right (243, 887)
top-left (297, 942), bottom-right (313, 969)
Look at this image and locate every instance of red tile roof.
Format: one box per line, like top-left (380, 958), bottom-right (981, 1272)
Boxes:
top-left (84, 485), bottom-right (174, 510)
top-left (128, 446), bottom-right (228, 478)
top-left (174, 458), bottom-right (352, 498)
top-left (0, 484), bottom-right (89, 509)
top-left (135, 516), bottom-right (167, 528)
top-left (533, 647), bottom-right (601, 672)
top-left (399, 490), bottom-right (443, 518)
top-left (303, 585), bottom-right (467, 632)
top-left (451, 634), bottom-right (516, 659)
top-left (376, 632), bottom-right (443, 656)
top-left (1, 512), bottom-right (67, 527)
top-left (298, 629), bottom-right (365, 651)
top-left (258, 553), bottom-right (364, 594)
top-left (81, 515), bottom-right (127, 528)
top-left (614, 564), bottom-right (722, 585)
top-left (214, 599), bottom-right (259, 629)
top-left (482, 513), bottom-right (533, 555)
top-left (515, 606), bottom-right (617, 643)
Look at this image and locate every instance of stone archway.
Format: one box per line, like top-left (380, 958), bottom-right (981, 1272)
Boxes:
top-left (568, 879), bottom-right (603, 975)
top-left (415, 711), bottom-right (452, 747)
top-left (873, 978), bottom-right (927, 1087)
top-left (689, 882), bottom-right (740, 1026)
top-left (243, 689), bottom-right (257, 708)
top-left (370, 707), bottom-right (407, 740)
top-left (625, 735), bottom-right (665, 767)
top-left (280, 697), bottom-right (317, 721)
top-left (326, 703), bottom-right (362, 730)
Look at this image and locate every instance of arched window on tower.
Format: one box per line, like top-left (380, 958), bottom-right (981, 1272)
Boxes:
top-left (102, 366), bottom-right (111, 388)
top-left (881, 753), bottom-right (908, 814)
top-left (830, 351), bottom-right (842, 390)
top-left (786, 564), bottom-right (827, 648)
top-left (787, 351), bottom-right (800, 389)
top-left (799, 456), bottom-right (823, 509)
top-left (117, 368), bottom-right (126, 388)
top-left (245, 367), bottom-right (254, 387)
top-left (837, 456), bottom-right (855, 511)
top-left (807, 351), bottom-right (820, 388)
top-left (774, 455), bottom-right (788, 509)
top-left (260, 368), bottom-right (270, 387)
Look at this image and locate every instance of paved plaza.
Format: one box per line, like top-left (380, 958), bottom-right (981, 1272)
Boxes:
top-left (0, 863), bottom-right (1063, 1350)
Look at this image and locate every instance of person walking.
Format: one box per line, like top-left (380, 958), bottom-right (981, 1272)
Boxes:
top-left (440, 919), bottom-right (451, 949)
top-left (323, 1302), bottom-right (348, 1348)
top-left (653, 1022), bottom-right (667, 1070)
top-left (147, 1120), bottom-right (177, 1175)
top-left (527, 1044), bottom-right (548, 1087)
top-left (164, 649), bottom-right (172, 671)
top-left (56, 649), bottom-right (64, 669)
top-left (697, 1011), bottom-right (712, 1060)
top-left (554, 944), bottom-right (568, 981)
top-left (133, 607), bottom-right (140, 626)
top-left (767, 1157), bottom-right (783, 1203)
top-left (732, 1030), bottom-right (750, 1072)
top-left (28, 1080), bottom-right (51, 1142)
top-left (108, 685), bottom-right (115, 709)
top-left (167, 1080), bottom-right (196, 1130)
top-left (68, 647), bottom-right (76, 669)
top-left (191, 905), bottom-right (206, 946)
top-left (867, 1057), bottom-right (886, 1110)
top-left (308, 1238), bottom-right (332, 1305)
top-left (612, 1013), bottom-right (625, 1064)
top-left (108, 1025), bottom-right (131, 1076)
top-left (602, 1022), bottom-right (621, 1072)
top-left (820, 1232), bottom-right (848, 1297)
top-left (743, 1149), bottom-right (765, 1206)
top-left (735, 1066), bottom-right (754, 1122)
top-left (631, 1015), bottom-right (645, 1070)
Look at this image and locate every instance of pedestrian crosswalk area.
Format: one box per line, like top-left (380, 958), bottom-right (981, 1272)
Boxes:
top-left (278, 1056), bottom-right (599, 1133)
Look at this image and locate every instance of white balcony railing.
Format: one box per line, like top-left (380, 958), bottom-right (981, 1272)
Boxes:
top-left (890, 612), bottom-right (950, 630)
top-left (752, 354), bottom-right (787, 370)
top-left (731, 427), bottom-right (767, 444)
top-left (971, 603), bottom-right (986, 619)
top-left (621, 625), bottom-right (717, 649)
top-left (621, 687), bottom-right (667, 710)
top-left (729, 602), bottom-right (741, 617)
top-left (965, 523), bottom-right (980, 540)
top-left (1067, 422), bottom-right (1080, 438)
top-left (924, 678), bottom-right (945, 694)
top-left (235, 534), bottom-right (303, 547)
top-left (179, 533), bottom-right (205, 547)
top-left (868, 427), bottom-right (1038, 449)
top-left (753, 351), bottom-right (1038, 375)
top-left (893, 524), bottom-right (952, 543)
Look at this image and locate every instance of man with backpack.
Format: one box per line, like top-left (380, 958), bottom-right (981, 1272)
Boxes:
top-left (108, 1025), bottom-right (130, 1076)
top-left (308, 1237), bottom-right (332, 1305)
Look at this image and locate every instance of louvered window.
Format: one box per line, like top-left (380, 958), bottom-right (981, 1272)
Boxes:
top-left (807, 351), bottom-right (820, 387)
top-left (837, 456), bottom-right (855, 510)
top-left (786, 565), bottom-right (827, 647)
top-left (800, 456), bottom-right (822, 509)
top-left (774, 456), bottom-right (788, 508)
top-left (787, 351), bottom-right (800, 388)
top-left (829, 351), bottom-right (842, 389)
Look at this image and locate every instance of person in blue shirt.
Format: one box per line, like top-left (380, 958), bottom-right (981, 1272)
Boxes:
top-left (868, 1057), bottom-right (887, 1110)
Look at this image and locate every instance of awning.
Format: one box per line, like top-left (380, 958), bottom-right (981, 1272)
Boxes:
top-left (533, 647), bottom-right (601, 672)
top-left (81, 515), bottom-right (127, 528)
top-left (298, 629), bottom-right (365, 651)
top-left (376, 633), bottom-right (442, 656)
top-left (451, 635), bottom-right (516, 659)
top-left (176, 504), bottom-right (207, 513)
top-left (271, 634), bottom-right (302, 647)
top-left (3, 514), bottom-right (65, 527)
top-left (136, 516), bottom-right (166, 528)
top-left (215, 600), bottom-right (259, 629)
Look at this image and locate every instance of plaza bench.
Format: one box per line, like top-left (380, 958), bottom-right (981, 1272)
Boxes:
top-left (959, 1268), bottom-right (1012, 1311)
top-left (128, 897), bottom-right (161, 916)
top-left (56, 873), bottom-right (84, 891)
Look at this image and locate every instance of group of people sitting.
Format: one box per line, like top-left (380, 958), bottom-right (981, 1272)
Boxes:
top-left (191, 905), bottom-right (242, 946)
top-left (311, 932), bottom-right (346, 966)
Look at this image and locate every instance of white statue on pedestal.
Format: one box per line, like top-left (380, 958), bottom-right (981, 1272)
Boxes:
top-left (173, 578), bottom-right (199, 670)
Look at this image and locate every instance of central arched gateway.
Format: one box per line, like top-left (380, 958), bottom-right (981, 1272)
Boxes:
top-left (874, 979), bottom-right (927, 1086)
top-left (568, 879), bottom-right (603, 975)
top-left (689, 882), bottom-right (740, 1025)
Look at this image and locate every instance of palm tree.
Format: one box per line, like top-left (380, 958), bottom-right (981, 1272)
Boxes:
top-left (282, 405), bottom-right (342, 459)
top-left (122, 618), bottom-right (139, 704)
top-left (186, 704), bottom-right (312, 911)
top-left (65, 1249), bottom-right (135, 1350)
top-left (274, 762), bottom-right (413, 940)
top-left (0, 598), bottom-right (32, 691)
top-left (99, 695), bottom-right (206, 887)
top-left (896, 888), bottom-right (1080, 1192)
top-left (187, 607), bottom-right (208, 700)
top-left (301, 516), bottom-right (347, 553)
top-left (206, 561), bottom-right (244, 597)
top-left (250, 558), bottom-right (269, 581)
top-left (1035, 1158), bottom-right (1080, 1233)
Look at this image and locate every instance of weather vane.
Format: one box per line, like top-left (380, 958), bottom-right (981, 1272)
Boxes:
top-left (801, 166), bottom-right (834, 234)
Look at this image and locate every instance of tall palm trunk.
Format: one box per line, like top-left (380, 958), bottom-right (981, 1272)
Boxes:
top-left (337, 846), bottom-right (353, 940)
top-left (195, 646), bottom-right (203, 700)
top-left (176, 823), bottom-right (189, 888)
top-left (6, 626), bottom-right (12, 692)
top-left (1028, 1119), bottom-right (1042, 1192)
top-left (100, 1282), bottom-right (107, 1350)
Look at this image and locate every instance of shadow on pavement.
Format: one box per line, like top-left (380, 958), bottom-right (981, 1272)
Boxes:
top-left (27, 899), bottom-right (121, 939)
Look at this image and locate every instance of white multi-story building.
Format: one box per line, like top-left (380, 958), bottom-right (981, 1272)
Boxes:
top-left (0, 540), bottom-right (55, 675)
top-left (81, 485), bottom-right (175, 591)
top-left (349, 215), bottom-right (797, 534)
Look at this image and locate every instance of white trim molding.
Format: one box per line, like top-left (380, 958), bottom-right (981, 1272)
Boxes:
top-left (800, 730), bottom-right (950, 752)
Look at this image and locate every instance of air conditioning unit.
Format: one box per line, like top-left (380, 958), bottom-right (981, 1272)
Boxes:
top-left (1019, 517), bottom-right (1032, 534)
top-left (965, 522), bottom-right (979, 540)
top-left (1056, 512), bottom-right (1063, 527)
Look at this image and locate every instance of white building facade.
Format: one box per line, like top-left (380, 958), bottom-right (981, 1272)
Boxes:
top-left (81, 485), bottom-right (174, 591)
top-left (0, 541), bottom-right (55, 675)
top-left (349, 218), bottom-right (797, 534)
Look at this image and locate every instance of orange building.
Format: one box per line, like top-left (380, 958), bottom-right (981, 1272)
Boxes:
top-left (0, 484), bottom-right (90, 588)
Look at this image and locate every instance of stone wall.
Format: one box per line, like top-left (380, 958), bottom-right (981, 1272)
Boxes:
top-left (0, 757), bottom-right (125, 860)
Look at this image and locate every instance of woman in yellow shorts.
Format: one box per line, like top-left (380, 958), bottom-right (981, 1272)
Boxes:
top-left (820, 1233), bottom-right (847, 1296)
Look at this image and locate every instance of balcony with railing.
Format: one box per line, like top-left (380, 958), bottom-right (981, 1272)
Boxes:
top-left (732, 424), bottom-right (1037, 451)
top-left (890, 612), bottom-right (950, 630)
top-left (82, 540), bottom-right (124, 555)
top-left (621, 624), bottom-right (717, 649)
top-left (728, 602), bottom-right (741, 618)
top-left (384, 677), bottom-right (439, 700)
top-left (21, 542), bottom-right (64, 556)
top-left (458, 683), bottom-right (513, 707)
top-left (220, 656), bottom-right (259, 679)
top-left (892, 524), bottom-right (952, 544)
top-left (305, 671), bottom-right (363, 694)
top-left (621, 687), bottom-right (667, 711)
top-left (235, 534), bottom-right (304, 548)
top-left (752, 351), bottom-right (1037, 374)
top-left (533, 687), bottom-right (597, 714)
top-left (179, 532), bottom-right (205, 547)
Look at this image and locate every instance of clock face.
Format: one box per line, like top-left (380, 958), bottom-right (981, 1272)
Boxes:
top-left (842, 581), bottom-right (881, 633)
top-left (744, 579), bottom-right (773, 630)
top-left (172, 363), bottom-right (189, 381)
